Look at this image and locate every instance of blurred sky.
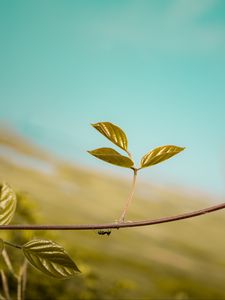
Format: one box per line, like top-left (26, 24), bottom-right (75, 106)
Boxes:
top-left (0, 0), bottom-right (225, 196)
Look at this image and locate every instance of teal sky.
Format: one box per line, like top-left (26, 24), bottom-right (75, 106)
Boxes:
top-left (0, 0), bottom-right (225, 196)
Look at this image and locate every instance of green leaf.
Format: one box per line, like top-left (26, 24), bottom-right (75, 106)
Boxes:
top-left (22, 239), bottom-right (80, 279)
top-left (88, 147), bottom-right (134, 168)
top-left (0, 239), bottom-right (4, 255)
top-left (92, 122), bottom-right (128, 152)
top-left (0, 182), bottom-right (17, 225)
top-left (140, 145), bottom-right (185, 169)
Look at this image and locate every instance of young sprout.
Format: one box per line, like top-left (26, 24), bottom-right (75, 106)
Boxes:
top-left (88, 122), bottom-right (185, 223)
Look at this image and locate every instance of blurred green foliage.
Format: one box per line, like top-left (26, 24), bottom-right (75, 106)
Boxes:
top-left (1, 189), bottom-right (225, 300)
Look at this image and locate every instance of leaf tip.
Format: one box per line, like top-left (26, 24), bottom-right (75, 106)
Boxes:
top-left (87, 150), bottom-right (94, 156)
top-left (91, 122), bottom-right (100, 128)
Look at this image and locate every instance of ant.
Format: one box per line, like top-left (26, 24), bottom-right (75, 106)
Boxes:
top-left (97, 229), bottom-right (111, 236)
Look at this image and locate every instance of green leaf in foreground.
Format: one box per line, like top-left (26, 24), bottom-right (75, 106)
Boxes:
top-left (0, 182), bottom-right (17, 225)
top-left (88, 147), bottom-right (134, 168)
top-left (22, 239), bottom-right (80, 279)
top-left (92, 122), bottom-right (128, 152)
top-left (141, 145), bottom-right (185, 169)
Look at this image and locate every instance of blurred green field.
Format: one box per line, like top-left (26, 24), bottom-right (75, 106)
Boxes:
top-left (0, 127), bottom-right (225, 300)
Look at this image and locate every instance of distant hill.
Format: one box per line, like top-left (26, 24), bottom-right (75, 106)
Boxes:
top-left (1, 125), bottom-right (225, 300)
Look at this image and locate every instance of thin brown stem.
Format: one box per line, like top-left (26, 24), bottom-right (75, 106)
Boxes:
top-left (0, 202), bottom-right (224, 231)
top-left (21, 261), bottom-right (27, 300)
top-left (17, 274), bottom-right (22, 300)
top-left (119, 169), bottom-right (138, 222)
top-left (4, 241), bottom-right (22, 250)
top-left (2, 250), bottom-right (15, 276)
top-left (2, 246), bottom-right (27, 300)
top-left (17, 261), bottom-right (27, 300)
top-left (0, 270), bottom-right (11, 300)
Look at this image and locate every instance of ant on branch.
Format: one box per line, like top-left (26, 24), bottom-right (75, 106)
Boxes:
top-left (97, 229), bottom-right (111, 236)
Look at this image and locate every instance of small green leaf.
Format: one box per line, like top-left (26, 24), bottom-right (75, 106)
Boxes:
top-left (22, 239), bottom-right (80, 279)
top-left (88, 147), bottom-right (134, 168)
top-left (0, 182), bottom-right (17, 225)
top-left (92, 122), bottom-right (128, 152)
top-left (141, 145), bottom-right (185, 169)
top-left (0, 239), bottom-right (4, 255)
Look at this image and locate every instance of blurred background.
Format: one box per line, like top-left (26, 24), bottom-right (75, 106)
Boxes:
top-left (0, 1), bottom-right (225, 299)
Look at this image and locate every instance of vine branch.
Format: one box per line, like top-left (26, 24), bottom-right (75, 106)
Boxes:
top-left (0, 201), bottom-right (225, 231)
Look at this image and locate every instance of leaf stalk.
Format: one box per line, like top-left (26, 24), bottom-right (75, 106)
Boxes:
top-left (119, 168), bottom-right (138, 222)
top-left (4, 241), bottom-right (22, 250)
